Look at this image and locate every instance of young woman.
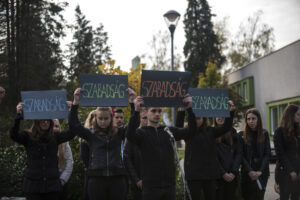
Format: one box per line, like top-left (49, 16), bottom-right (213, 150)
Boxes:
top-left (214, 117), bottom-right (242, 200)
top-left (175, 101), bottom-right (235, 200)
top-left (240, 108), bottom-right (270, 200)
top-left (10, 103), bottom-right (75, 200)
top-left (274, 104), bottom-right (300, 200)
top-left (53, 119), bottom-right (74, 200)
top-left (69, 88), bottom-right (135, 200)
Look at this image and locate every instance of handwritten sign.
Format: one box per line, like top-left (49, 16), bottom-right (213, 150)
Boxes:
top-left (189, 88), bottom-right (229, 117)
top-left (140, 70), bottom-right (191, 107)
top-left (21, 90), bottom-right (68, 119)
top-left (80, 74), bottom-right (128, 107)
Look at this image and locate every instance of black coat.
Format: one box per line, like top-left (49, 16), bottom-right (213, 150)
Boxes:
top-left (10, 114), bottom-right (75, 193)
top-left (274, 125), bottom-right (300, 174)
top-left (124, 140), bottom-right (142, 184)
top-left (217, 128), bottom-right (243, 176)
top-left (126, 108), bottom-right (196, 187)
top-left (69, 105), bottom-right (127, 177)
top-left (175, 111), bottom-right (234, 180)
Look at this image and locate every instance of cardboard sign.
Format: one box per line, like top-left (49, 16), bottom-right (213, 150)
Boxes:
top-left (21, 90), bottom-right (68, 119)
top-left (80, 74), bottom-right (128, 107)
top-left (140, 70), bottom-right (191, 107)
top-left (189, 88), bottom-right (229, 117)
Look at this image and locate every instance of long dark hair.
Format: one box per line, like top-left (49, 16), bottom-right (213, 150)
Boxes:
top-left (214, 118), bottom-right (233, 146)
top-left (243, 108), bottom-right (265, 143)
top-left (29, 119), bottom-right (54, 141)
top-left (280, 104), bottom-right (300, 138)
top-left (196, 117), bottom-right (208, 132)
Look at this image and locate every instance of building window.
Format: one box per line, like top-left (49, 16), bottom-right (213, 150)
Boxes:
top-left (243, 82), bottom-right (248, 102)
top-left (237, 84), bottom-right (241, 96)
top-left (270, 106), bottom-right (278, 135)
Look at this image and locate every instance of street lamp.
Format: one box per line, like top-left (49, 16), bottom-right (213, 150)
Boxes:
top-left (164, 10), bottom-right (180, 126)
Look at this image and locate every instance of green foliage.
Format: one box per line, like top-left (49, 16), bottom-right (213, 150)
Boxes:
top-left (183, 0), bottom-right (225, 87)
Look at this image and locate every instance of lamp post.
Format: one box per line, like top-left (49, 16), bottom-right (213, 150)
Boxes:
top-left (164, 10), bottom-right (180, 126)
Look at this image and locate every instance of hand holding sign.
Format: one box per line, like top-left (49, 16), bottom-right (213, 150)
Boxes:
top-left (73, 88), bottom-right (82, 105)
top-left (127, 88), bottom-right (135, 103)
top-left (182, 94), bottom-right (192, 109)
top-left (16, 102), bottom-right (23, 115)
top-left (228, 100), bottom-right (235, 111)
top-left (134, 96), bottom-right (144, 112)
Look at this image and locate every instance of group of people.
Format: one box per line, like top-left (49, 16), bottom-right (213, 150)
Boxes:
top-left (5, 84), bottom-right (300, 200)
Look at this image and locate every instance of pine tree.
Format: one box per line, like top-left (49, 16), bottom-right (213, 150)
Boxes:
top-left (68, 5), bottom-right (94, 81)
top-left (183, 0), bottom-right (225, 87)
top-left (93, 23), bottom-right (111, 66)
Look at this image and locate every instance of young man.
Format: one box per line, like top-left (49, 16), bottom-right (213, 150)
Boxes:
top-left (124, 108), bottom-right (148, 200)
top-left (126, 95), bottom-right (196, 200)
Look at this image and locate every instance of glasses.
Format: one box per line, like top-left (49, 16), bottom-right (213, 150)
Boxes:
top-left (150, 109), bottom-right (162, 113)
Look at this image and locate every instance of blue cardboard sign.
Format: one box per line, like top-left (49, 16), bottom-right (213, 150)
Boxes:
top-left (21, 90), bottom-right (68, 119)
top-left (140, 70), bottom-right (191, 107)
top-left (80, 74), bottom-right (129, 107)
top-left (189, 88), bottom-right (230, 117)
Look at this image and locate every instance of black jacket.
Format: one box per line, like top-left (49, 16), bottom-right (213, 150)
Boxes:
top-left (239, 130), bottom-right (270, 176)
top-left (10, 114), bottom-right (75, 193)
top-left (69, 105), bottom-right (127, 177)
top-left (176, 111), bottom-right (234, 180)
top-left (126, 108), bottom-right (196, 187)
top-left (274, 125), bottom-right (300, 173)
top-left (124, 140), bottom-right (142, 185)
top-left (217, 128), bottom-right (243, 176)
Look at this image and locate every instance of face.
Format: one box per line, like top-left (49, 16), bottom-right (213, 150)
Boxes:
top-left (53, 119), bottom-right (60, 132)
top-left (140, 110), bottom-right (148, 127)
top-left (294, 108), bottom-right (300, 123)
top-left (147, 107), bottom-right (162, 124)
top-left (215, 117), bottom-right (225, 126)
top-left (39, 120), bottom-right (51, 131)
top-left (113, 112), bottom-right (124, 127)
top-left (246, 113), bottom-right (258, 130)
top-left (196, 117), bottom-right (204, 128)
top-left (96, 111), bottom-right (111, 129)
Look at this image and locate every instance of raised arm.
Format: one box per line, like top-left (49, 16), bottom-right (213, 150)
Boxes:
top-left (125, 96), bottom-right (143, 145)
top-left (69, 88), bottom-right (92, 140)
top-left (10, 102), bottom-right (29, 145)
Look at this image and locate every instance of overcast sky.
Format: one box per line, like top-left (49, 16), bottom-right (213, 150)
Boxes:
top-left (61, 0), bottom-right (300, 72)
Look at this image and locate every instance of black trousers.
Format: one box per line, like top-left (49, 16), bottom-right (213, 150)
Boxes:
top-left (278, 173), bottom-right (300, 200)
top-left (142, 185), bottom-right (175, 200)
top-left (88, 176), bottom-right (127, 200)
top-left (241, 174), bottom-right (268, 200)
top-left (216, 178), bottom-right (238, 200)
top-left (187, 179), bottom-right (217, 200)
top-left (131, 185), bottom-right (142, 200)
top-left (58, 182), bottom-right (69, 200)
top-left (25, 192), bottom-right (60, 200)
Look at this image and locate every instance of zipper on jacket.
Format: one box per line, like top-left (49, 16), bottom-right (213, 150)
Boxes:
top-left (107, 139), bottom-right (109, 176)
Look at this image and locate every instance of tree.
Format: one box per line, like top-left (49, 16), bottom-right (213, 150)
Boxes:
top-left (93, 23), bottom-right (111, 66)
top-left (68, 5), bottom-right (94, 81)
top-left (227, 10), bottom-right (275, 70)
top-left (146, 30), bottom-right (181, 71)
top-left (183, 0), bottom-right (225, 87)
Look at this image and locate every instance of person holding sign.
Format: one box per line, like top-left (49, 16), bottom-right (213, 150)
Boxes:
top-left (274, 104), bottom-right (300, 200)
top-left (214, 117), bottom-right (242, 200)
top-left (53, 119), bottom-right (74, 200)
top-left (10, 102), bottom-right (75, 200)
top-left (126, 94), bottom-right (196, 200)
top-left (239, 108), bottom-right (270, 200)
top-left (175, 100), bottom-right (235, 200)
top-left (69, 88), bottom-right (136, 200)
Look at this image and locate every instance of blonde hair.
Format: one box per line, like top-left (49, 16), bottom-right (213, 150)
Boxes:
top-left (85, 107), bottom-right (117, 138)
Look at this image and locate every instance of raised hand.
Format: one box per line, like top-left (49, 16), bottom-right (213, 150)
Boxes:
top-left (73, 88), bottom-right (82, 105)
top-left (127, 88), bottom-right (135, 103)
top-left (134, 96), bottom-right (144, 112)
top-left (182, 94), bottom-right (192, 108)
top-left (228, 100), bottom-right (235, 111)
top-left (66, 101), bottom-right (73, 110)
top-left (16, 102), bottom-right (23, 115)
